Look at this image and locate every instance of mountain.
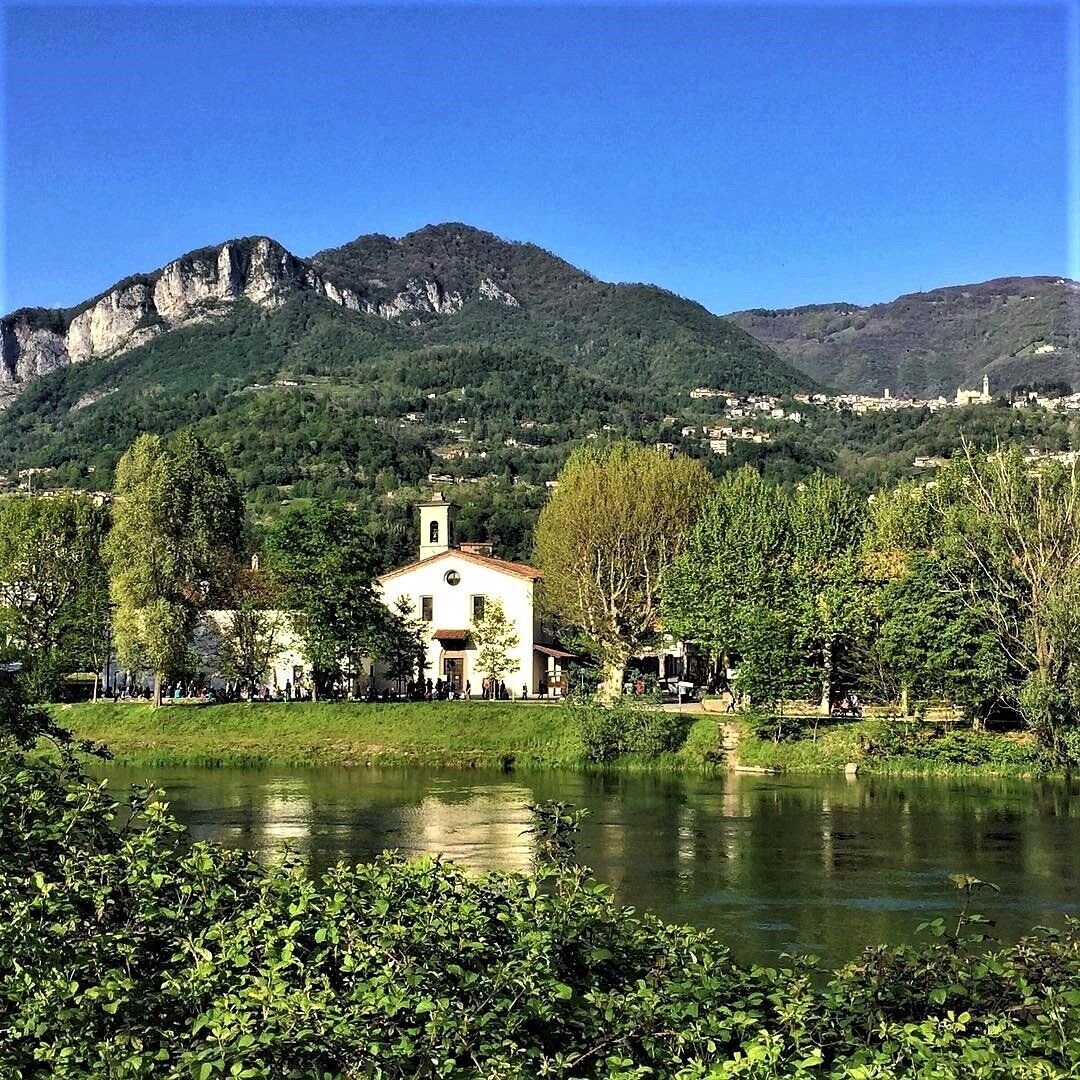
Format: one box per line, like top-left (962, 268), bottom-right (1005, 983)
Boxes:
top-left (728, 276), bottom-right (1080, 397)
top-left (0, 225), bottom-right (814, 558)
top-left (0, 224), bottom-right (805, 410)
top-left (5, 227), bottom-right (1074, 555)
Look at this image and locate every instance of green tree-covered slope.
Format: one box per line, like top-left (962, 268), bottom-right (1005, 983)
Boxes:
top-left (729, 276), bottom-right (1080, 396)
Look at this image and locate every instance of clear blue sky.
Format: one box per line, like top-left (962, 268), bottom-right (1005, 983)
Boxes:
top-left (3, 2), bottom-right (1076, 316)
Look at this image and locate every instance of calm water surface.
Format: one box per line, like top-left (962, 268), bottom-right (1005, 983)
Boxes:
top-left (98, 764), bottom-right (1080, 968)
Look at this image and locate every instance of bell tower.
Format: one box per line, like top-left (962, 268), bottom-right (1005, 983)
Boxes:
top-left (418, 492), bottom-right (456, 560)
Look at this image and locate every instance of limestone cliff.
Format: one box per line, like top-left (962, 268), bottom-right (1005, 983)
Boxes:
top-left (0, 235), bottom-right (500, 407)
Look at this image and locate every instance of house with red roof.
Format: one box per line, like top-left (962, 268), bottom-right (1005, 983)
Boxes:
top-left (376, 494), bottom-right (574, 697)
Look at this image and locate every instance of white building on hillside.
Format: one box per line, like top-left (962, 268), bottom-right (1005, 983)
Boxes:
top-left (375, 494), bottom-right (575, 696)
top-left (955, 374), bottom-right (992, 407)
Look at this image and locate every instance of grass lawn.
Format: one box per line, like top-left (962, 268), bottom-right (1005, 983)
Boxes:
top-left (51, 702), bottom-right (1047, 778)
top-left (52, 700), bottom-right (586, 768)
top-left (52, 700), bottom-right (728, 772)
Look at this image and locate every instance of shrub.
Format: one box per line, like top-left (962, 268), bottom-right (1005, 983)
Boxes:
top-left (569, 695), bottom-right (692, 762)
top-left (2, 751), bottom-right (1079, 1078)
top-left (744, 709), bottom-right (810, 744)
top-left (570, 697), bottom-right (623, 762)
top-left (862, 720), bottom-right (1048, 773)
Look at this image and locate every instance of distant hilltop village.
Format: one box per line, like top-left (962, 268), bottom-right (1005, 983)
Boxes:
top-left (681, 377), bottom-right (1080, 466)
top-left (690, 374), bottom-right (1080, 416)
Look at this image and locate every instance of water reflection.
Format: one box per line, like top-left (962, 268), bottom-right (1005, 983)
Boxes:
top-left (98, 764), bottom-right (1080, 968)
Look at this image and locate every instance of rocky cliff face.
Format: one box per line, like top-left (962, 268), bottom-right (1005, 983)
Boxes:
top-left (0, 235), bottom-right (510, 406)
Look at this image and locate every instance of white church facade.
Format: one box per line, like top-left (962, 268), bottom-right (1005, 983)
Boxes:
top-left (375, 494), bottom-right (574, 696)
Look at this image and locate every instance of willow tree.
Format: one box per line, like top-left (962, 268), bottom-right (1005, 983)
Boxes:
top-left (933, 446), bottom-right (1080, 758)
top-left (535, 442), bottom-right (711, 698)
top-left (106, 433), bottom-right (244, 705)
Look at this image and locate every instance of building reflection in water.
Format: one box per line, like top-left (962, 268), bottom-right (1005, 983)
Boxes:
top-left (212, 776), bottom-right (314, 860)
top-left (96, 763), bottom-right (1080, 969)
top-left (405, 788), bottom-right (535, 873)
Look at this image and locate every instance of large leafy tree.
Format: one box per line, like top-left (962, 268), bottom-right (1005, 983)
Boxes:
top-left (788, 474), bottom-right (872, 713)
top-left (874, 555), bottom-right (1006, 715)
top-left (266, 501), bottom-right (389, 697)
top-left (732, 604), bottom-right (816, 711)
top-left (932, 447), bottom-right (1080, 758)
top-left (0, 494), bottom-right (110, 698)
top-left (105, 432), bottom-right (244, 705)
top-left (535, 442), bottom-right (711, 697)
top-left (863, 481), bottom-right (1006, 716)
top-left (661, 466), bottom-right (791, 669)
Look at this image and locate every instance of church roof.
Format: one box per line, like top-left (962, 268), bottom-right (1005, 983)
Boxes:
top-left (379, 547), bottom-right (543, 583)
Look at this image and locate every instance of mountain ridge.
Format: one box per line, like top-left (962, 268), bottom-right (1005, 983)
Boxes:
top-left (2, 224), bottom-right (807, 409)
top-left (728, 275), bottom-right (1080, 397)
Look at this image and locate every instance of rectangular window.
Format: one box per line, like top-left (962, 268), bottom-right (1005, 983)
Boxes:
top-left (471, 594), bottom-right (486, 621)
top-left (420, 596), bottom-right (433, 622)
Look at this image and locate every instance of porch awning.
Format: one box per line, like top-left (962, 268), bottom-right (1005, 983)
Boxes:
top-left (535, 643), bottom-right (578, 660)
top-left (433, 628), bottom-right (469, 643)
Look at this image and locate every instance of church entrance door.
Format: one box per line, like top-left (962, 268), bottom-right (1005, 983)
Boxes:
top-left (442, 654), bottom-right (465, 692)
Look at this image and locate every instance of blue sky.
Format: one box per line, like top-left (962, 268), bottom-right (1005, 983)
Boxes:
top-left (3, 2), bottom-right (1076, 315)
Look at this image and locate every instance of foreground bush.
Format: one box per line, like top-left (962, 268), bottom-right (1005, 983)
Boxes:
top-left (571, 695), bottom-right (693, 763)
top-left (1, 755), bottom-right (1079, 1078)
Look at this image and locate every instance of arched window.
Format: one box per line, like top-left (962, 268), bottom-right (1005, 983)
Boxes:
top-left (429, 520), bottom-right (440, 544)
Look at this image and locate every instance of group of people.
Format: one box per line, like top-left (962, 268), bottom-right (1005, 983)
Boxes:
top-left (402, 678), bottom-right (470, 701)
top-left (831, 693), bottom-right (863, 717)
top-left (396, 677), bottom-right (522, 701)
top-left (108, 678), bottom-right (316, 703)
top-left (481, 677), bottom-right (514, 700)
top-left (105, 675), bottom-right (546, 704)
top-left (110, 680), bottom-right (216, 702)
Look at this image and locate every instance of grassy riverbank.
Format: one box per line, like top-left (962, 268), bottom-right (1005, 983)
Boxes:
top-left (52, 701), bottom-right (1061, 777)
top-left (53, 701), bottom-right (581, 768)
top-left (732, 713), bottom-right (1056, 778)
top-left (52, 700), bottom-right (724, 770)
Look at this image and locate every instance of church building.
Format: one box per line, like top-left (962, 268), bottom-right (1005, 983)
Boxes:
top-left (375, 494), bottom-right (574, 696)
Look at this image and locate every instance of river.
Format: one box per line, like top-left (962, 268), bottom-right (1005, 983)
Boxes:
top-left (98, 764), bottom-right (1080, 968)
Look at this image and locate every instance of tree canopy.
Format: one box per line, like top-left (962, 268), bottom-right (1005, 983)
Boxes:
top-left (105, 432), bottom-right (244, 704)
top-left (535, 442), bottom-right (711, 696)
top-left (266, 500), bottom-right (392, 696)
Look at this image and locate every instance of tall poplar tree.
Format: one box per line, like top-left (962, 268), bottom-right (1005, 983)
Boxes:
top-left (788, 474), bottom-right (870, 714)
top-left (106, 433), bottom-right (243, 705)
top-left (661, 466), bottom-right (791, 669)
top-left (535, 442), bottom-right (711, 698)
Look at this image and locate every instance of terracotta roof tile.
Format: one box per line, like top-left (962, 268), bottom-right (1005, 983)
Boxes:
top-left (379, 548), bottom-right (542, 582)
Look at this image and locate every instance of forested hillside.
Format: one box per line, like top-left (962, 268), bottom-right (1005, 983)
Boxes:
top-left (2, 226), bottom-right (1076, 562)
top-left (729, 276), bottom-right (1080, 396)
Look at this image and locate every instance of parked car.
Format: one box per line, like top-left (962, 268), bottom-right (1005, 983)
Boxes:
top-left (659, 678), bottom-right (702, 703)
